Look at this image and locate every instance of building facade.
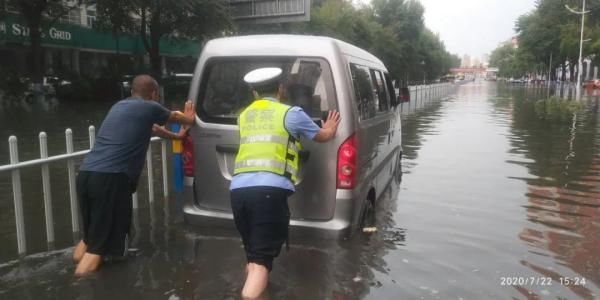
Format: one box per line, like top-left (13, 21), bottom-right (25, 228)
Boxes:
top-left (0, 2), bottom-right (200, 78)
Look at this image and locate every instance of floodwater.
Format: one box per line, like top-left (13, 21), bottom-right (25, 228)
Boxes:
top-left (0, 81), bottom-right (599, 299)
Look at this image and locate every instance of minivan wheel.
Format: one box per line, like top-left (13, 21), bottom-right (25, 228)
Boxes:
top-left (394, 152), bottom-right (403, 184)
top-left (360, 198), bottom-right (376, 229)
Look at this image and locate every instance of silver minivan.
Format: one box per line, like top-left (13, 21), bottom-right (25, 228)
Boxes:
top-left (182, 35), bottom-right (402, 237)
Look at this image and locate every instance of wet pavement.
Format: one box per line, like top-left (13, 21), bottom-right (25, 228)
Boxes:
top-left (1, 81), bottom-right (599, 299)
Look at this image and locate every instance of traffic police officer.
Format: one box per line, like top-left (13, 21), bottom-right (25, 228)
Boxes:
top-left (230, 67), bottom-right (340, 299)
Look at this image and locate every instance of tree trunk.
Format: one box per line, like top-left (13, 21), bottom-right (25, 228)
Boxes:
top-left (149, 7), bottom-right (162, 78)
top-left (150, 32), bottom-right (161, 76)
top-left (29, 18), bottom-right (44, 93)
top-left (18, 0), bottom-right (46, 89)
top-left (139, 8), bottom-right (162, 77)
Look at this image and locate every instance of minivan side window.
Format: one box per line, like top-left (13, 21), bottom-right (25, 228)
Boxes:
top-left (384, 72), bottom-right (398, 107)
top-left (350, 64), bottom-right (377, 120)
top-left (198, 57), bottom-right (337, 125)
top-left (371, 69), bottom-right (390, 113)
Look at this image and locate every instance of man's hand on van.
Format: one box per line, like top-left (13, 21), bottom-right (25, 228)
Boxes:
top-left (169, 100), bottom-right (195, 125)
top-left (183, 100), bottom-right (195, 124)
top-left (313, 110), bottom-right (340, 142)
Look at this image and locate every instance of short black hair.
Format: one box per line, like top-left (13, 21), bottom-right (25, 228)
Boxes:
top-left (253, 80), bottom-right (281, 97)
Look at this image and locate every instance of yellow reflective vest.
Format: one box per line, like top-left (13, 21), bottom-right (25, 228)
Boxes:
top-left (234, 99), bottom-right (301, 184)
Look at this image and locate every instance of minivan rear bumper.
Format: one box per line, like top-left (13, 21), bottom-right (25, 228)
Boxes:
top-left (182, 184), bottom-right (355, 239)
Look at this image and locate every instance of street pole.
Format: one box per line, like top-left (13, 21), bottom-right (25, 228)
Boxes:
top-left (566, 0), bottom-right (589, 99)
top-left (577, 0), bottom-right (586, 99)
top-left (547, 52), bottom-right (553, 99)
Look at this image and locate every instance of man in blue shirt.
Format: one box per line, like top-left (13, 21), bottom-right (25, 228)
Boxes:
top-left (73, 75), bottom-right (195, 275)
top-left (231, 68), bottom-right (340, 299)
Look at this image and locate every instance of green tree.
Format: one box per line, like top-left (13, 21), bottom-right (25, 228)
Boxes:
top-left (490, 43), bottom-right (519, 78)
top-left (498, 0), bottom-right (600, 81)
top-left (372, 0), bottom-right (426, 81)
top-left (95, 0), bottom-right (135, 55)
top-left (96, 0), bottom-right (232, 75)
top-left (235, 0), bottom-right (459, 84)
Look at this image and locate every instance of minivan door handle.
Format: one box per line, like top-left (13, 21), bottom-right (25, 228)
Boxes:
top-left (216, 145), bottom-right (239, 154)
top-left (299, 150), bottom-right (310, 163)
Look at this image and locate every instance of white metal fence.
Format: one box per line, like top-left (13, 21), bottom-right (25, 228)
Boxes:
top-left (399, 83), bottom-right (456, 115)
top-left (0, 126), bottom-right (170, 256)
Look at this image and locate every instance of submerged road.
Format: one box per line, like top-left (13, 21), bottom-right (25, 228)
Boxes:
top-left (1, 81), bottom-right (599, 299)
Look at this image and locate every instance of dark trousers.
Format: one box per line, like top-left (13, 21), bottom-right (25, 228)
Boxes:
top-left (230, 186), bottom-right (291, 271)
top-left (77, 171), bottom-right (133, 256)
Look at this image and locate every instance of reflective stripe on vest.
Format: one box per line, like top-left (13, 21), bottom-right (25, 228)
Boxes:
top-left (239, 135), bottom-right (300, 154)
top-left (234, 99), bottom-right (300, 183)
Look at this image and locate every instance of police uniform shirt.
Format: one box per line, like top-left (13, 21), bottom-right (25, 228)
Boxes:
top-left (230, 97), bottom-right (320, 192)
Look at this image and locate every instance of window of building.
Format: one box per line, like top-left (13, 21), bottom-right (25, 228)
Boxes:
top-left (86, 7), bottom-right (96, 28)
top-left (59, 6), bottom-right (82, 25)
top-left (2, 0), bottom-right (19, 13)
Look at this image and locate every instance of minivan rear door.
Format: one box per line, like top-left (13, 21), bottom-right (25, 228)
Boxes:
top-left (192, 57), bottom-right (339, 221)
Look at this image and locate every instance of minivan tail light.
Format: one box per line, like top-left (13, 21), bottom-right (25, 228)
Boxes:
top-left (337, 134), bottom-right (357, 189)
top-left (182, 134), bottom-right (194, 177)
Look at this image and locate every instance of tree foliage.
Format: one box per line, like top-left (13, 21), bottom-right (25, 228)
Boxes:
top-left (237, 0), bottom-right (460, 84)
top-left (96, 0), bottom-right (233, 75)
top-left (9, 0), bottom-right (459, 84)
top-left (491, 0), bottom-right (600, 80)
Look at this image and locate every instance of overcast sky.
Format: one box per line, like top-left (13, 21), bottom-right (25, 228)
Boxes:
top-left (357, 0), bottom-right (538, 60)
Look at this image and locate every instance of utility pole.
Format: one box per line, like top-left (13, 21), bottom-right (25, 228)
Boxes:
top-left (565, 0), bottom-right (589, 99)
top-left (547, 52), bottom-right (553, 99)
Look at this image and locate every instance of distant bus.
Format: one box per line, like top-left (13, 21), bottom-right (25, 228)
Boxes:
top-left (486, 68), bottom-right (499, 81)
top-left (440, 74), bottom-right (456, 82)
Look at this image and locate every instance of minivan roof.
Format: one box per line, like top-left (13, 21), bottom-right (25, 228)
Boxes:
top-left (202, 34), bottom-right (385, 67)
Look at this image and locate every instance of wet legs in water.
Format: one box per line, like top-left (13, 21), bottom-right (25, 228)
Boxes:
top-left (73, 240), bottom-right (101, 275)
top-left (242, 263), bottom-right (269, 299)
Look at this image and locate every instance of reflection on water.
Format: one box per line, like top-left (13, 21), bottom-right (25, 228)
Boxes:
top-left (508, 86), bottom-right (600, 299)
top-left (1, 82), bottom-right (600, 299)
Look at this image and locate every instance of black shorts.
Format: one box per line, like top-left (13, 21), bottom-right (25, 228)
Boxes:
top-left (230, 186), bottom-right (291, 271)
top-left (77, 171), bottom-right (133, 257)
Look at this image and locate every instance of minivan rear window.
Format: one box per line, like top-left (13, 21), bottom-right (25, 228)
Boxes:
top-left (197, 57), bottom-right (337, 124)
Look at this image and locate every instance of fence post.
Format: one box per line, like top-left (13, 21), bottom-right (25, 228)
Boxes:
top-left (415, 85), bottom-right (418, 106)
top-left (133, 192), bottom-right (139, 209)
top-left (39, 132), bottom-right (55, 245)
top-left (65, 129), bottom-right (79, 234)
top-left (9, 136), bottom-right (26, 255)
top-left (147, 146), bottom-right (155, 203)
top-left (88, 126), bottom-right (95, 148)
top-left (161, 139), bottom-right (169, 198)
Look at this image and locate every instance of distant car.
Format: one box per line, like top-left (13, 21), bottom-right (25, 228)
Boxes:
top-left (163, 73), bottom-right (193, 86)
top-left (21, 76), bottom-right (71, 102)
top-left (509, 78), bottom-right (526, 84)
top-left (121, 75), bottom-right (135, 90)
top-left (583, 79), bottom-right (600, 89)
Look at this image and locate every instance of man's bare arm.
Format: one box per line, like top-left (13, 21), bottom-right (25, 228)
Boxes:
top-left (152, 124), bottom-right (186, 140)
top-left (313, 111), bottom-right (341, 143)
top-left (168, 100), bottom-right (195, 125)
